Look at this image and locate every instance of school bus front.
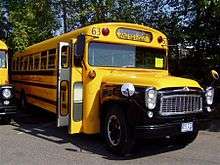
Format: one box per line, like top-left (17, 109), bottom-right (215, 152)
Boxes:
top-left (0, 40), bottom-right (16, 121)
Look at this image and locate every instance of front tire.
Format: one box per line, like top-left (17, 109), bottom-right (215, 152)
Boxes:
top-left (103, 105), bottom-right (134, 155)
top-left (0, 116), bottom-right (11, 125)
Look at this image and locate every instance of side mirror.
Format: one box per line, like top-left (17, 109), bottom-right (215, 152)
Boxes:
top-left (75, 34), bottom-right (86, 60)
top-left (211, 70), bottom-right (219, 80)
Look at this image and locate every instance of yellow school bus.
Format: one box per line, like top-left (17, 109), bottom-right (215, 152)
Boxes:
top-left (0, 40), bottom-right (16, 122)
top-left (11, 23), bottom-right (215, 154)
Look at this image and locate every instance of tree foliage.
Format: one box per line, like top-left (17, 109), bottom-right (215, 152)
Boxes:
top-left (1, 0), bottom-right (59, 51)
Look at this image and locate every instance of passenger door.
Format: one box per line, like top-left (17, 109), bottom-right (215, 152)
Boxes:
top-left (57, 42), bottom-right (71, 127)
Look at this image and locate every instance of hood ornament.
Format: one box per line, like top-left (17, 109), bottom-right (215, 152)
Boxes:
top-left (183, 87), bottom-right (190, 91)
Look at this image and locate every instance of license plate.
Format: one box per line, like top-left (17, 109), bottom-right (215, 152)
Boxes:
top-left (181, 122), bottom-right (193, 132)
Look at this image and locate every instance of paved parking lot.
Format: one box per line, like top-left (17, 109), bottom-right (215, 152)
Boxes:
top-left (1, 109), bottom-right (220, 165)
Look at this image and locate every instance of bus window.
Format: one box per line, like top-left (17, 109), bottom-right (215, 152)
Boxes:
top-left (41, 51), bottom-right (47, 70)
top-left (16, 58), bottom-right (19, 71)
top-left (61, 46), bottom-right (69, 68)
top-left (48, 49), bottom-right (56, 69)
top-left (22, 57), bottom-right (28, 71)
top-left (34, 54), bottom-right (40, 70)
top-left (0, 51), bottom-right (6, 68)
top-left (29, 56), bottom-right (33, 70)
top-left (60, 81), bottom-right (69, 116)
top-left (12, 58), bottom-right (16, 71)
top-left (19, 57), bottom-right (23, 70)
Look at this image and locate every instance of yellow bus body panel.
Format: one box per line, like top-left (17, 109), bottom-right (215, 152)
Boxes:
top-left (0, 40), bottom-right (8, 51)
top-left (69, 67), bottom-right (83, 134)
top-left (0, 69), bottom-right (8, 85)
top-left (0, 40), bottom-right (8, 85)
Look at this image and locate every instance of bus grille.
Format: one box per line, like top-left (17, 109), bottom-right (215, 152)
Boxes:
top-left (160, 95), bottom-right (203, 116)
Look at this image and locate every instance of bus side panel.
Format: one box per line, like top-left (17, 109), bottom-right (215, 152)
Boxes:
top-left (12, 74), bottom-right (57, 113)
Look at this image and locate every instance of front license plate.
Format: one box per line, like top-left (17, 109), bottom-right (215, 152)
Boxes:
top-left (181, 122), bottom-right (193, 132)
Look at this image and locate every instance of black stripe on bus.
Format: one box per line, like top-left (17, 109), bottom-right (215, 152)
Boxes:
top-left (26, 93), bottom-right (57, 106)
top-left (13, 80), bottom-right (57, 89)
top-left (11, 70), bottom-right (57, 76)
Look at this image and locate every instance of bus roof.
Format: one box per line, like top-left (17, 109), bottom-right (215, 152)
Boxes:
top-left (15, 22), bottom-right (167, 56)
top-left (0, 40), bottom-right (8, 51)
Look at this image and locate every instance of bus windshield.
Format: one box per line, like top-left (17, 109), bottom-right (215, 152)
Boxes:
top-left (89, 42), bottom-right (166, 69)
top-left (0, 51), bottom-right (7, 68)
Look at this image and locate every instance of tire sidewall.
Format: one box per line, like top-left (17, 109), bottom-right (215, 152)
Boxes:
top-left (103, 105), bottom-right (134, 155)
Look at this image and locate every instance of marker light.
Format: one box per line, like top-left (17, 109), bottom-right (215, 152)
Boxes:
top-left (157, 36), bottom-right (163, 43)
top-left (88, 70), bottom-right (96, 79)
top-left (102, 28), bottom-right (110, 36)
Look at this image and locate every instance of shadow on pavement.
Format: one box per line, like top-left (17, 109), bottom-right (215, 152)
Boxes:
top-left (10, 108), bottom-right (187, 160)
top-left (207, 103), bottom-right (220, 132)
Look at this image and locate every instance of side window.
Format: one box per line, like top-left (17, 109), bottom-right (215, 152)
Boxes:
top-left (29, 56), bottom-right (33, 71)
top-left (34, 54), bottom-right (40, 70)
top-left (19, 57), bottom-right (23, 71)
top-left (41, 51), bottom-right (47, 70)
top-left (16, 58), bottom-right (20, 71)
top-left (48, 49), bottom-right (56, 69)
top-left (22, 57), bottom-right (28, 71)
top-left (61, 46), bottom-right (69, 68)
top-left (12, 58), bottom-right (16, 71)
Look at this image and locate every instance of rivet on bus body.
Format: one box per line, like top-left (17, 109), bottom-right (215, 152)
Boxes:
top-left (88, 70), bottom-right (96, 79)
top-left (102, 28), bottom-right (110, 36)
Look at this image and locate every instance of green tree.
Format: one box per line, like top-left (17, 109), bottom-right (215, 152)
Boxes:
top-left (6, 0), bottom-right (59, 51)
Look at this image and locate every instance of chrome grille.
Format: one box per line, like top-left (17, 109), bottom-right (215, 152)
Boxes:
top-left (160, 94), bottom-right (203, 116)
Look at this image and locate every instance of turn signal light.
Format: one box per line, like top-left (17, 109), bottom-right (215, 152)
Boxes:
top-left (102, 28), bottom-right (110, 36)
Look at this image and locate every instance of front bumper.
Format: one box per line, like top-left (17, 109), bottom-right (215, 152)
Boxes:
top-left (0, 105), bottom-right (17, 116)
top-left (135, 118), bottom-right (210, 139)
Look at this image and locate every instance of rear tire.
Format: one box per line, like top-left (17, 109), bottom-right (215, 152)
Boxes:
top-left (103, 104), bottom-right (134, 156)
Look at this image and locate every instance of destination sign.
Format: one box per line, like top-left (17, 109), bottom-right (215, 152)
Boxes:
top-left (116, 28), bottom-right (152, 42)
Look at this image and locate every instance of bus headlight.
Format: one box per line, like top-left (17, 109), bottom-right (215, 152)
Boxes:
top-left (145, 88), bottom-right (157, 109)
top-left (205, 87), bottom-right (214, 105)
top-left (2, 88), bottom-right (12, 99)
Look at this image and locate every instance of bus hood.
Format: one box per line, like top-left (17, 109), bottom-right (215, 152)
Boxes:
top-left (0, 69), bottom-right (8, 85)
top-left (102, 71), bottom-right (202, 90)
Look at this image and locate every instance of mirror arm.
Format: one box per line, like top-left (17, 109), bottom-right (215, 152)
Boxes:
top-left (81, 59), bottom-right (88, 71)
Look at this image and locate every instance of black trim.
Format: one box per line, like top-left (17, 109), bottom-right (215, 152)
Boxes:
top-left (13, 80), bottom-right (57, 89)
top-left (0, 105), bottom-right (17, 115)
top-left (26, 93), bottom-right (57, 106)
top-left (11, 70), bottom-right (57, 75)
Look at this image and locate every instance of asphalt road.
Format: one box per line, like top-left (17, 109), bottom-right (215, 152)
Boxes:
top-left (1, 109), bottom-right (220, 165)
